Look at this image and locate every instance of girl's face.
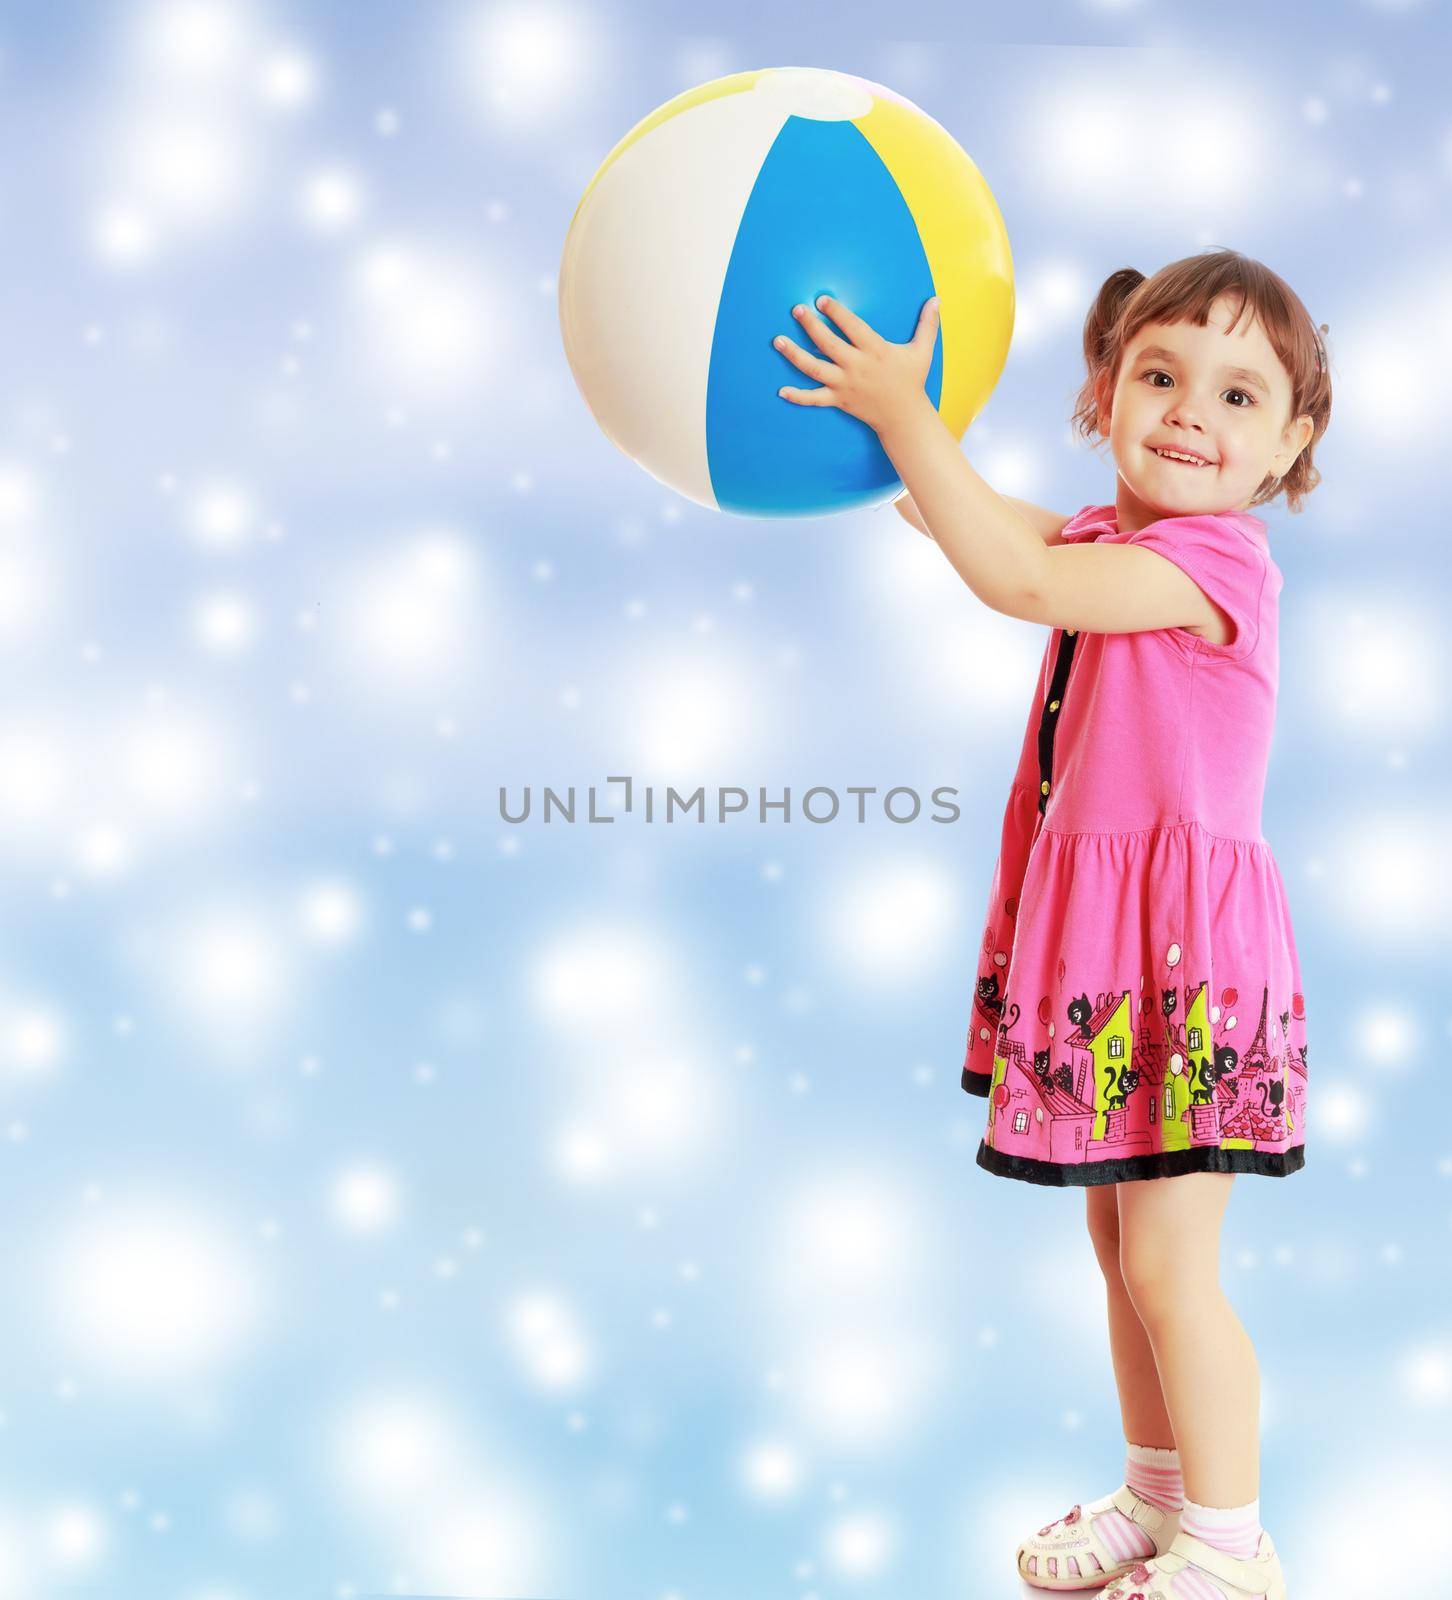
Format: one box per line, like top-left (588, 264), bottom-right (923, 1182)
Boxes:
top-left (1096, 292), bottom-right (1314, 528)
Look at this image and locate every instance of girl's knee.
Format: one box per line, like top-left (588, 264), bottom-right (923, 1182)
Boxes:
top-left (1118, 1244), bottom-right (1216, 1317)
top-left (1084, 1185), bottom-right (1122, 1272)
top-left (1118, 1246), bottom-right (1172, 1312)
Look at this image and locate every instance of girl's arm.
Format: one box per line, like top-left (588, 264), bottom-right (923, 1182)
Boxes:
top-left (878, 394), bottom-right (1223, 637)
top-left (890, 489), bottom-right (933, 538)
top-left (1003, 497), bottom-right (1074, 545)
top-left (893, 489), bottom-right (1070, 545)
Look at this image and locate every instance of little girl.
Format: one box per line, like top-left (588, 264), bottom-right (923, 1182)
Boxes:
top-left (774, 247), bottom-right (1331, 1599)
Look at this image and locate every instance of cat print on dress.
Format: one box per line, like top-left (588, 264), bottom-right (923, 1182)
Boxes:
top-left (978, 960), bottom-right (1307, 1167)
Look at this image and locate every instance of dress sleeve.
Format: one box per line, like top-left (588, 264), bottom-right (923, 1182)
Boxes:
top-left (1123, 514), bottom-right (1268, 661)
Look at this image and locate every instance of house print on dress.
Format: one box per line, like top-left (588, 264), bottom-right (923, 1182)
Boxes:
top-left (983, 963), bottom-right (1308, 1168)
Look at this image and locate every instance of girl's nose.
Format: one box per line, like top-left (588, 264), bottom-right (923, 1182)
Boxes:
top-left (1164, 398), bottom-right (1209, 430)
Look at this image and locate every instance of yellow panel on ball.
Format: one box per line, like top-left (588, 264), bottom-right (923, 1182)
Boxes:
top-left (853, 95), bottom-right (1015, 443)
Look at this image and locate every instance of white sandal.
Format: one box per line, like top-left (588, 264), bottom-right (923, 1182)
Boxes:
top-left (1017, 1485), bottom-right (1180, 1589)
top-left (1098, 1527), bottom-right (1287, 1600)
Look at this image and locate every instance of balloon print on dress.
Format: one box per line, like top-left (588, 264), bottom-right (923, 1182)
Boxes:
top-left (1165, 942), bottom-right (1182, 968)
top-left (1222, 986), bottom-right (1238, 1008)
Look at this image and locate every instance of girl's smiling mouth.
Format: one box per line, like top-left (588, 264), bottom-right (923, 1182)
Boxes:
top-left (1148, 444), bottom-right (1216, 467)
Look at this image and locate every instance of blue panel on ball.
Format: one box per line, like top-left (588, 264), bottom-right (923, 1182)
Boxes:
top-left (706, 115), bottom-right (943, 519)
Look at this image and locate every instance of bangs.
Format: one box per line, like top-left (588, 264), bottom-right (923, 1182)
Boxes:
top-left (1122, 262), bottom-right (1302, 392)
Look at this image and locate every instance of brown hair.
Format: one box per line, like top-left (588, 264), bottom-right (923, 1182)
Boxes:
top-left (1069, 248), bottom-right (1332, 514)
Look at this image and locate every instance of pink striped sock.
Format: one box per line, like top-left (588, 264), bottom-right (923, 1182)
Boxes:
top-left (1125, 1440), bottom-right (1184, 1511)
top-left (1180, 1495), bottom-right (1262, 1559)
top-left (1052, 1441), bottom-right (1178, 1578)
top-left (1170, 1496), bottom-right (1264, 1599)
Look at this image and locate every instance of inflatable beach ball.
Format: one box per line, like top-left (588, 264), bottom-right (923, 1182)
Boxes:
top-left (558, 66), bottom-right (1014, 519)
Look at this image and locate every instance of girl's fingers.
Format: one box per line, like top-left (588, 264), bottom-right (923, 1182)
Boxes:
top-left (773, 335), bottom-right (833, 382)
top-left (792, 301), bottom-right (854, 360)
top-left (812, 294), bottom-right (876, 347)
top-left (778, 384), bottom-right (837, 407)
top-left (913, 296), bottom-right (941, 345)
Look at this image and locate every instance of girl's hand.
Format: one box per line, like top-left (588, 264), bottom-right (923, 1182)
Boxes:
top-left (774, 293), bottom-right (940, 437)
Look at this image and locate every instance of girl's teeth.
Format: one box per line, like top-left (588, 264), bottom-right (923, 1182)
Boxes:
top-left (1154, 449), bottom-right (1206, 466)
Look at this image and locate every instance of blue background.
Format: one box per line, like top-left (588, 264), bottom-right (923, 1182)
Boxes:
top-left (0, 2), bottom-right (1446, 1598)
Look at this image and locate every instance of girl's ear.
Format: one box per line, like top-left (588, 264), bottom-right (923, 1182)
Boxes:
top-left (1094, 369), bottom-right (1113, 435)
top-left (1277, 412), bottom-right (1315, 474)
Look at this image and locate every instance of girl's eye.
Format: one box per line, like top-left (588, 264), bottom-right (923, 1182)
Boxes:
top-left (1139, 371), bottom-right (1257, 407)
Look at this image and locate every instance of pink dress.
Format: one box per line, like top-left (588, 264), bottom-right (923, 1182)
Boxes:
top-left (962, 502), bottom-right (1308, 1187)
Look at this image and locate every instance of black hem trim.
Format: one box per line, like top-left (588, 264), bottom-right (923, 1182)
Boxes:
top-left (961, 1065), bottom-right (992, 1097)
top-left (973, 1139), bottom-right (1306, 1188)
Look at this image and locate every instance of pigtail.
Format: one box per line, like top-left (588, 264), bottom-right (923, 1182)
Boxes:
top-left (1268, 318), bottom-right (1333, 513)
top-left (1070, 267), bottom-right (1145, 442)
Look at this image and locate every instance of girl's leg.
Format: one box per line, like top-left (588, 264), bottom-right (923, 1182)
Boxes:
top-left (1086, 1183), bottom-right (1176, 1450)
top-left (1116, 1171), bottom-right (1258, 1506)
top-left (1016, 1186), bottom-right (1182, 1584)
